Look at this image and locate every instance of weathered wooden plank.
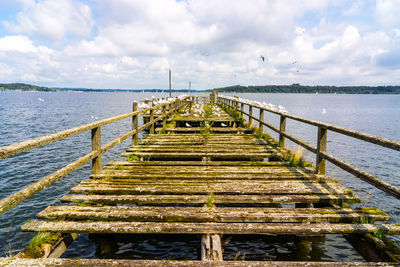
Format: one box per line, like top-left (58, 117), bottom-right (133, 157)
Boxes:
top-left (157, 127), bottom-right (252, 133)
top-left (91, 173), bottom-right (324, 182)
top-left (70, 180), bottom-right (350, 195)
top-left (127, 145), bottom-right (269, 151)
top-left (122, 150), bottom-right (272, 156)
top-left (144, 133), bottom-right (254, 139)
top-left (92, 173), bottom-right (320, 180)
top-left (22, 221), bottom-right (400, 235)
top-left (38, 206), bottom-right (388, 223)
top-left (103, 164), bottom-right (303, 172)
top-left (140, 137), bottom-right (257, 143)
top-left (61, 194), bottom-right (361, 205)
top-left (0, 258), bottom-right (396, 266)
top-left (126, 147), bottom-right (271, 153)
top-left (121, 152), bottom-right (271, 160)
top-left (136, 142), bottom-right (261, 147)
top-left (100, 165), bottom-right (314, 172)
top-left (76, 180), bottom-right (342, 191)
top-left (105, 161), bottom-right (288, 167)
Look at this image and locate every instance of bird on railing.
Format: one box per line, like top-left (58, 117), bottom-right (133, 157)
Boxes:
top-left (221, 122), bottom-right (227, 127)
top-left (139, 102), bottom-right (150, 109)
top-left (185, 123), bottom-right (192, 127)
top-left (278, 105), bottom-right (288, 113)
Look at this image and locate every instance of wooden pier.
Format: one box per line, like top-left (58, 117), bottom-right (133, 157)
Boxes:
top-left (1, 93), bottom-right (400, 266)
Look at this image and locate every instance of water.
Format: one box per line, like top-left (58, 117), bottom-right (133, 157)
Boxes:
top-left (0, 91), bottom-right (399, 261)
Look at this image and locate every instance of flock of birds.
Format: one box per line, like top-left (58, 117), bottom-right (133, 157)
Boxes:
top-left (137, 95), bottom-right (189, 109)
top-left (260, 55), bottom-right (300, 73)
top-left (222, 95), bottom-right (289, 114)
top-left (137, 95), bottom-right (292, 129)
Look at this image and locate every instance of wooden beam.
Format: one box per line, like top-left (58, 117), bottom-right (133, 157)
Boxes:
top-left (22, 221), bottom-right (400, 235)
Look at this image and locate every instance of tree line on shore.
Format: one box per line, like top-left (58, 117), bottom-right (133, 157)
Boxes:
top-left (213, 84), bottom-right (400, 94)
top-left (0, 83), bottom-right (56, 92)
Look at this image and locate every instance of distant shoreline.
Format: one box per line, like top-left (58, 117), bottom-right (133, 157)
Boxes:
top-left (0, 83), bottom-right (200, 93)
top-left (212, 84), bottom-right (400, 94)
top-left (2, 83), bottom-right (400, 94)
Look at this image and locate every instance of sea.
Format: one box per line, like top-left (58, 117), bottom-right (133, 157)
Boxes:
top-left (0, 91), bottom-right (399, 261)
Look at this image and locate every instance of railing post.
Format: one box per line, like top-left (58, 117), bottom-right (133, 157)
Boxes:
top-left (249, 105), bottom-right (253, 128)
top-left (240, 103), bottom-right (244, 116)
top-left (279, 115), bottom-right (286, 148)
top-left (132, 102), bottom-right (138, 145)
top-left (150, 107), bottom-right (155, 134)
top-left (234, 96), bottom-right (239, 110)
top-left (162, 104), bottom-right (167, 130)
top-left (91, 127), bottom-right (101, 174)
top-left (259, 108), bottom-right (264, 132)
top-left (316, 127), bottom-right (327, 174)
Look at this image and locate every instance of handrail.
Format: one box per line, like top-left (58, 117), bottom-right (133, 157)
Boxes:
top-left (0, 97), bottom-right (190, 215)
top-left (217, 95), bottom-right (400, 200)
top-left (223, 98), bottom-right (400, 151)
top-left (0, 101), bottom-right (182, 160)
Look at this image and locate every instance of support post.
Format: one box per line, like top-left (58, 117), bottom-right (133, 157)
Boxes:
top-left (234, 96), bottom-right (239, 110)
top-left (259, 108), bottom-right (264, 132)
top-left (169, 69), bottom-right (172, 98)
top-left (150, 108), bottom-right (155, 134)
top-left (162, 104), bottom-right (167, 130)
top-left (132, 102), bottom-right (138, 145)
top-left (91, 127), bottom-right (101, 174)
top-left (201, 234), bottom-right (223, 261)
top-left (240, 103), bottom-right (244, 116)
top-left (316, 127), bottom-right (327, 174)
top-left (248, 105), bottom-right (253, 128)
top-left (279, 115), bottom-right (286, 148)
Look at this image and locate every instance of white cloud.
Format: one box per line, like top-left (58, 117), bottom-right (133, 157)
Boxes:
top-left (4, 0), bottom-right (94, 41)
top-left (0, 35), bottom-right (36, 52)
top-left (375, 0), bottom-right (400, 28)
top-left (68, 0), bottom-right (329, 59)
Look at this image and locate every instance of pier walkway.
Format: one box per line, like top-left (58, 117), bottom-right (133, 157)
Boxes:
top-left (1, 94), bottom-right (400, 265)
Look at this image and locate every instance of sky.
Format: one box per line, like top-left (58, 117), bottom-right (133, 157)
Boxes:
top-left (0, 0), bottom-right (399, 90)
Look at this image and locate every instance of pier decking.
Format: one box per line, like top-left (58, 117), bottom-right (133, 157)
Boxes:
top-left (1, 94), bottom-right (400, 265)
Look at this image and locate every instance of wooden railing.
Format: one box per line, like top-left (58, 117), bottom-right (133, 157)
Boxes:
top-left (217, 95), bottom-right (400, 200)
top-left (0, 97), bottom-right (189, 215)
